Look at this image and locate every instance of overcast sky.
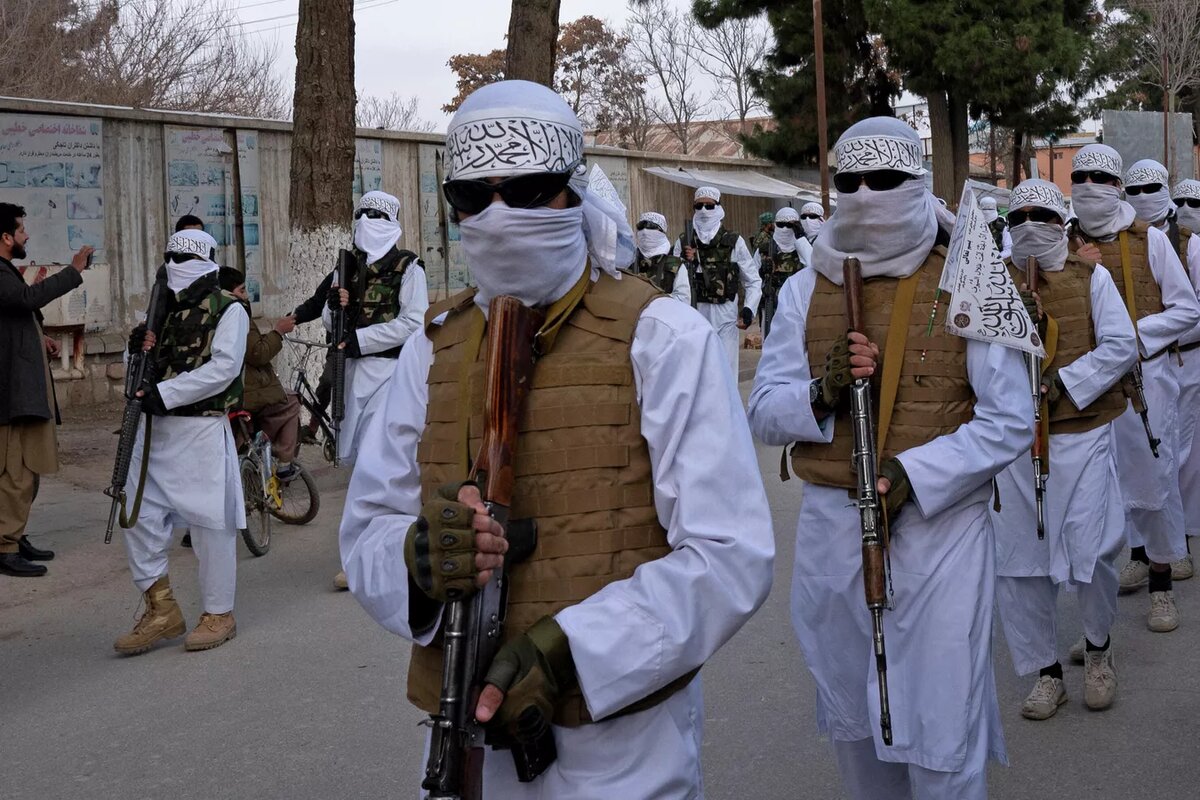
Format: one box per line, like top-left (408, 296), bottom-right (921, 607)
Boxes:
top-left (232, 0), bottom-right (692, 127)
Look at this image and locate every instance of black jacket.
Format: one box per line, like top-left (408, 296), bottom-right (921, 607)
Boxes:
top-left (293, 270), bottom-right (335, 325)
top-left (0, 258), bottom-right (82, 425)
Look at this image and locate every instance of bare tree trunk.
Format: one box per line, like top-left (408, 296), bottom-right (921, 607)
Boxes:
top-left (949, 90), bottom-right (971, 200)
top-left (928, 89), bottom-right (957, 203)
top-left (1010, 131), bottom-right (1023, 188)
top-left (284, 0), bottom-right (354, 349)
top-left (505, 0), bottom-right (562, 86)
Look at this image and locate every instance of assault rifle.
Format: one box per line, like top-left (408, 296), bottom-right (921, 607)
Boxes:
top-left (421, 295), bottom-right (552, 800)
top-left (1026, 256), bottom-right (1048, 540)
top-left (330, 249), bottom-right (354, 467)
top-left (843, 257), bottom-right (894, 746)
top-left (104, 267), bottom-right (169, 543)
top-left (683, 219), bottom-right (703, 308)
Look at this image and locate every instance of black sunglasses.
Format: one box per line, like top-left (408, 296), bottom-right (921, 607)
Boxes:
top-left (442, 165), bottom-right (577, 216)
top-left (693, 202), bottom-right (720, 210)
top-left (1007, 208), bottom-right (1063, 226)
top-left (354, 207), bottom-right (390, 221)
top-left (799, 213), bottom-right (822, 220)
top-left (774, 221), bottom-right (798, 230)
top-left (636, 220), bottom-right (664, 232)
top-left (833, 170), bottom-right (917, 194)
top-left (1175, 198), bottom-right (1200, 209)
top-left (1071, 170), bottom-right (1120, 186)
top-left (1126, 183), bottom-right (1164, 196)
top-left (164, 252), bottom-right (206, 264)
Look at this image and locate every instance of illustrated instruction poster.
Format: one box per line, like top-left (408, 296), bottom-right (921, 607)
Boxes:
top-left (0, 113), bottom-right (104, 265)
top-left (165, 126), bottom-right (263, 303)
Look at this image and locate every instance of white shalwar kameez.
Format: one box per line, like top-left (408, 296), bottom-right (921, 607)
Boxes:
top-left (1108, 225), bottom-right (1200, 563)
top-left (322, 260), bottom-right (428, 463)
top-left (121, 304), bottom-right (249, 615)
top-left (1169, 233), bottom-right (1200, 537)
top-left (340, 289), bottom-right (774, 799)
top-left (672, 235), bottom-right (761, 379)
top-left (993, 268), bottom-right (1138, 674)
top-left (747, 268), bottom-right (1033, 800)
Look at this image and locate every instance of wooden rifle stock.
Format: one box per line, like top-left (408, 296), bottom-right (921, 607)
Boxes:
top-left (422, 296), bottom-right (551, 800)
top-left (842, 257), bottom-right (893, 746)
top-left (1026, 256), bottom-right (1048, 540)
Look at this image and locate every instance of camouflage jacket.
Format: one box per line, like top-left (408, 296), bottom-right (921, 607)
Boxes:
top-left (156, 273), bottom-right (244, 416)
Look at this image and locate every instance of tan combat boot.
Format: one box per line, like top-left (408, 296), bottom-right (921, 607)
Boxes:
top-left (113, 575), bottom-right (187, 655)
top-left (184, 612), bottom-right (237, 651)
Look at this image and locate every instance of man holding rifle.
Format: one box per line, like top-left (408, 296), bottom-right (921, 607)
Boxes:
top-left (339, 80), bottom-right (773, 797)
top-left (112, 229), bottom-right (248, 655)
top-left (1068, 145), bottom-right (1200, 631)
top-left (990, 180), bottom-right (1136, 720)
top-left (748, 117), bottom-right (1031, 799)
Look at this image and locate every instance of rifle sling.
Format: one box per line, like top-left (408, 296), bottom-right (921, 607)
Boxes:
top-left (119, 414), bottom-right (154, 529)
top-left (876, 271), bottom-right (921, 455)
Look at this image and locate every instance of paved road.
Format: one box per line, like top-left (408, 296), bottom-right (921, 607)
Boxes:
top-left (3, 393), bottom-right (1199, 799)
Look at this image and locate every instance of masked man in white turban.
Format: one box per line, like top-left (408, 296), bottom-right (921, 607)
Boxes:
top-left (1171, 178), bottom-right (1200, 577)
top-left (339, 80), bottom-right (773, 797)
top-left (674, 186), bottom-right (762, 378)
top-left (800, 201), bottom-right (825, 244)
top-left (757, 206), bottom-right (810, 337)
top-left (113, 229), bottom-right (249, 655)
top-left (748, 116), bottom-right (1033, 799)
top-left (990, 179), bottom-right (1137, 721)
top-left (980, 196), bottom-right (1012, 261)
top-left (1069, 145), bottom-right (1200, 631)
top-left (633, 211), bottom-right (691, 304)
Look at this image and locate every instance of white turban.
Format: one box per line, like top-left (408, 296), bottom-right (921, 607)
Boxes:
top-left (800, 202), bottom-right (824, 218)
top-left (1009, 179), bottom-right (1070, 222)
top-left (1125, 158), bottom-right (1173, 226)
top-left (799, 201), bottom-right (825, 240)
top-left (694, 186), bottom-right (721, 203)
top-left (354, 190), bottom-right (403, 264)
top-left (1172, 179), bottom-right (1200, 231)
top-left (1071, 144), bottom-right (1135, 240)
top-left (1008, 179), bottom-right (1070, 272)
top-left (636, 211), bottom-right (671, 258)
top-left (1072, 144), bottom-right (1123, 181)
top-left (691, 186), bottom-right (725, 243)
top-left (774, 207), bottom-right (799, 223)
top-left (164, 229), bottom-right (220, 293)
top-left (772, 207), bottom-right (799, 252)
top-left (979, 196), bottom-right (999, 223)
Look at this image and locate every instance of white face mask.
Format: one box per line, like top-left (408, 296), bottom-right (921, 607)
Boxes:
top-left (801, 217), bottom-right (823, 240)
top-left (1177, 203), bottom-right (1200, 232)
top-left (353, 217), bottom-right (402, 264)
top-left (1127, 187), bottom-right (1173, 226)
top-left (692, 206), bottom-right (725, 242)
top-left (166, 259), bottom-right (220, 294)
top-left (1010, 221), bottom-right (1069, 272)
top-left (772, 225), bottom-right (797, 252)
top-left (458, 203), bottom-right (588, 309)
top-left (1071, 182), bottom-right (1136, 240)
top-left (636, 228), bottom-right (671, 258)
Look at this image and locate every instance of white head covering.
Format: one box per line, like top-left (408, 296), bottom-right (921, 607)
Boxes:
top-left (164, 229), bottom-right (219, 293)
top-left (772, 207), bottom-right (799, 252)
top-left (445, 80), bottom-right (629, 309)
top-left (799, 201), bottom-right (825, 240)
top-left (691, 186), bottom-right (725, 243)
top-left (1172, 179), bottom-right (1200, 231)
top-left (1008, 179), bottom-right (1070, 272)
top-left (1070, 144), bottom-right (1135, 240)
top-left (812, 117), bottom-right (939, 284)
top-left (636, 211), bottom-right (671, 258)
top-left (1125, 158), bottom-right (1173, 226)
top-left (979, 196), bottom-right (999, 224)
top-left (353, 190), bottom-right (403, 264)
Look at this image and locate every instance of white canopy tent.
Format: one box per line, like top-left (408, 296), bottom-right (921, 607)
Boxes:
top-left (643, 166), bottom-right (829, 206)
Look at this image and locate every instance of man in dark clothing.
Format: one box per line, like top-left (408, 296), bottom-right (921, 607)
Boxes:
top-left (292, 270), bottom-right (337, 441)
top-left (0, 203), bottom-right (92, 577)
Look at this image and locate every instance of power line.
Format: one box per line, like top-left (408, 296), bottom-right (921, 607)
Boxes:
top-left (225, 0), bottom-right (399, 34)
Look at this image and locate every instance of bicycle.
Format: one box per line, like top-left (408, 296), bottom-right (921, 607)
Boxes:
top-left (283, 336), bottom-right (338, 466)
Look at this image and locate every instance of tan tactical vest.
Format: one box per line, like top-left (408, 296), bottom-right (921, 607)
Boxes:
top-left (408, 272), bottom-right (691, 726)
top-left (1089, 221), bottom-right (1165, 325)
top-left (789, 247), bottom-right (975, 488)
top-left (1009, 255), bottom-right (1127, 434)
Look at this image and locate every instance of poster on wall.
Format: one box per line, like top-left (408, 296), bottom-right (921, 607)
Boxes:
top-left (353, 138), bottom-right (383, 204)
top-left (165, 126), bottom-right (263, 303)
top-left (418, 142), bottom-right (470, 300)
top-left (589, 154), bottom-right (632, 216)
top-left (0, 113), bottom-right (104, 266)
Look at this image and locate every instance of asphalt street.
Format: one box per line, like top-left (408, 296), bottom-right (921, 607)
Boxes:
top-left (2, 387), bottom-right (1199, 799)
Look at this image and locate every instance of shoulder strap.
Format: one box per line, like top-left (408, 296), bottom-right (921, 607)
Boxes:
top-left (424, 288), bottom-right (477, 331)
top-left (1117, 230), bottom-right (1139, 331)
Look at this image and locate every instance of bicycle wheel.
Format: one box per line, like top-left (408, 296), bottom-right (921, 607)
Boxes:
top-left (240, 457), bottom-right (272, 556)
top-left (271, 463), bottom-right (321, 525)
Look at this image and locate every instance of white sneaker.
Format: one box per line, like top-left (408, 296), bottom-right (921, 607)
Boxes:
top-left (1083, 647), bottom-right (1117, 710)
top-left (1119, 559), bottom-right (1150, 593)
top-left (1068, 636), bottom-right (1086, 665)
top-left (1148, 591), bottom-right (1180, 632)
top-left (1171, 554), bottom-right (1194, 581)
top-left (1020, 675), bottom-right (1067, 720)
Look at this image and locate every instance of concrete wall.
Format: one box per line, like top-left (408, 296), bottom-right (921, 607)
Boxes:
top-left (0, 97), bottom-right (790, 408)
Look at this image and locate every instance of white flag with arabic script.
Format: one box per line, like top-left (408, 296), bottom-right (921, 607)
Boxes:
top-left (938, 186), bottom-right (1045, 357)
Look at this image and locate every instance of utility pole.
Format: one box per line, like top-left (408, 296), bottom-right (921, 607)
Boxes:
top-left (813, 0), bottom-right (830, 214)
top-left (1163, 53), bottom-right (1171, 181)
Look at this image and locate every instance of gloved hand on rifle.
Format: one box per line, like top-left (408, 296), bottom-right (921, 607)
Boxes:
top-left (476, 616), bottom-right (578, 743)
top-left (135, 382), bottom-right (169, 416)
top-left (327, 286), bottom-right (351, 311)
top-left (1019, 285), bottom-right (1048, 339)
top-left (816, 331), bottom-right (879, 411)
top-left (127, 324), bottom-right (156, 355)
top-left (404, 482), bottom-right (508, 603)
top-left (878, 457), bottom-right (912, 520)
top-left (1041, 366), bottom-right (1064, 405)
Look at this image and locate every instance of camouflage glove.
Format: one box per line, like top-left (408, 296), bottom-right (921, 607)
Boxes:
top-left (819, 337), bottom-right (854, 409)
top-left (484, 616), bottom-right (577, 742)
top-left (878, 457), bottom-right (913, 519)
top-left (404, 482), bottom-right (480, 603)
top-left (1020, 290), bottom-right (1048, 339)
